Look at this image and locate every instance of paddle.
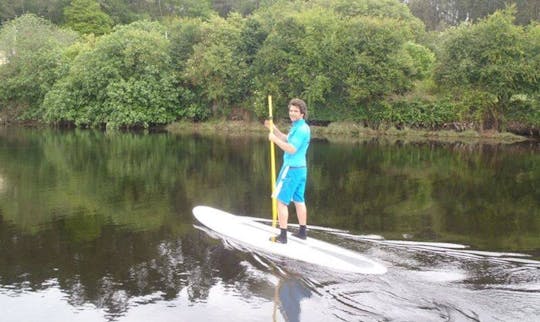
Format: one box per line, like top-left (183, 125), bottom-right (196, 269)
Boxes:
top-left (268, 95), bottom-right (278, 242)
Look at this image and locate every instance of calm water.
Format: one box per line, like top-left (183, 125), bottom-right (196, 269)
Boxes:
top-left (0, 127), bottom-right (539, 322)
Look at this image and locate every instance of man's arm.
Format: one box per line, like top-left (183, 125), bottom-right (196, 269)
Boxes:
top-left (264, 120), bottom-right (288, 141)
top-left (269, 132), bottom-right (296, 154)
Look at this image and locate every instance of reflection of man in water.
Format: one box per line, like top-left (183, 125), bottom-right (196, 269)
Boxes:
top-left (275, 277), bottom-right (312, 322)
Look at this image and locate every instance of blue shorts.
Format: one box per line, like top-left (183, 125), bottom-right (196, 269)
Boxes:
top-left (273, 166), bottom-right (307, 205)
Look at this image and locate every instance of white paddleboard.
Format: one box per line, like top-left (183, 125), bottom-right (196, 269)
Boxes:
top-left (193, 206), bottom-right (387, 274)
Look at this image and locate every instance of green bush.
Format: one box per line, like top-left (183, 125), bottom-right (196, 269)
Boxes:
top-left (506, 95), bottom-right (540, 128)
top-left (434, 8), bottom-right (538, 131)
top-left (363, 98), bottom-right (456, 129)
top-left (64, 0), bottom-right (113, 35)
top-left (388, 99), bottom-right (456, 129)
top-left (0, 14), bottom-right (77, 120)
top-left (43, 21), bottom-right (183, 128)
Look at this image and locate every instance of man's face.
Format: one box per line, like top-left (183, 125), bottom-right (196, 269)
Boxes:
top-left (288, 105), bottom-right (303, 122)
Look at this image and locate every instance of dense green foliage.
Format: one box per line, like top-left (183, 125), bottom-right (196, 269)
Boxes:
top-left (2, 0), bottom-right (538, 29)
top-left (407, 0), bottom-right (539, 30)
top-left (435, 8), bottom-right (539, 131)
top-left (43, 21), bottom-right (183, 128)
top-left (250, 5), bottom-right (429, 122)
top-left (64, 0), bottom-right (114, 35)
top-left (182, 13), bottom-right (250, 118)
top-left (0, 14), bottom-right (77, 120)
top-left (0, 1), bottom-right (538, 132)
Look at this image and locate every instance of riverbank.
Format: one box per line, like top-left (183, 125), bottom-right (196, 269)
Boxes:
top-left (0, 119), bottom-right (532, 144)
top-left (166, 120), bottom-right (530, 144)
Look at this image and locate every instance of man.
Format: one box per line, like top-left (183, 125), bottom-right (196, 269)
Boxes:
top-left (265, 98), bottom-right (311, 244)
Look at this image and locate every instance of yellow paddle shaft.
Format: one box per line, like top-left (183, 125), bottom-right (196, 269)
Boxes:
top-left (268, 95), bottom-right (278, 230)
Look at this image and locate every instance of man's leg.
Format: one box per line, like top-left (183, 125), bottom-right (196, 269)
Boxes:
top-left (294, 202), bottom-right (307, 226)
top-left (291, 169), bottom-right (307, 239)
top-left (278, 201), bottom-right (289, 228)
top-left (270, 201), bottom-right (288, 243)
top-left (293, 202), bottom-right (307, 239)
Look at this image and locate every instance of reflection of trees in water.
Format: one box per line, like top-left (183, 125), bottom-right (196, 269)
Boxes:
top-left (0, 173), bottom-right (5, 193)
top-left (0, 222), bottom-right (174, 313)
top-left (3, 128), bottom-right (534, 252)
top-left (0, 129), bottom-right (270, 234)
top-left (310, 139), bottom-right (540, 250)
top-left (1, 129), bottom-right (539, 318)
top-left (0, 217), bottom-right (281, 316)
top-left (0, 129), bottom-right (278, 315)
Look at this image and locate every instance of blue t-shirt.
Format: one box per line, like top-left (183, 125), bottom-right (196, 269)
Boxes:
top-left (283, 119), bottom-right (310, 167)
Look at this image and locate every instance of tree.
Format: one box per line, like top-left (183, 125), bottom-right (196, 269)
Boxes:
top-left (435, 8), bottom-right (538, 131)
top-left (0, 14), bottom-right (78, 120)
top-left (64, 0), bottom-right (114, 35)
top-left (167, 17), bottom-right (204, 73)
top-left (333, 0), bottom-right (420, 21)
top-left (0, 0), bottom-right (69, 26)
top-left (100, 0), bottom-right (140, 25)
top-left (251, 3), bottom-right (431, 122)
top-left (177, 0), bottom-right (215, 18)
top-left (146, 0), bottom-right (215, 19)
top-left (182, 14), bottom-right (250, 117)
top-left (251, 14), bottom-right (306, 117)
top-left (43, 21), bottom-right (182, 128)
top-left (405, 0), bottom-right (540, 30)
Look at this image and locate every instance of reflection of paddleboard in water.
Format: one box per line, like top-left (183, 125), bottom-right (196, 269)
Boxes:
top-left (193, 206), bottom-right (387, 274)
